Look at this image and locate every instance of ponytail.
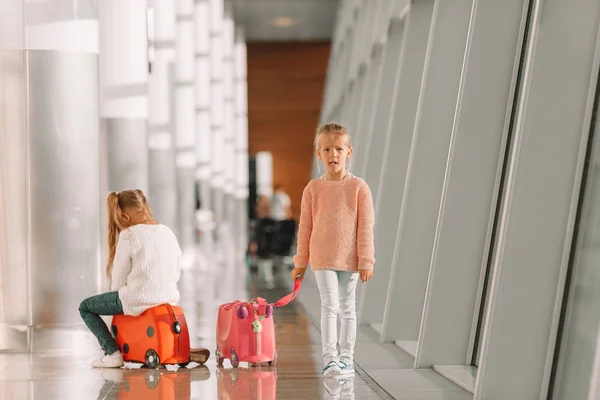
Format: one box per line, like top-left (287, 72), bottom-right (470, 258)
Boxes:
top-left (105, 189), bottom-right (155, 277)
top-left (106, 192), bottom-right (123, 277)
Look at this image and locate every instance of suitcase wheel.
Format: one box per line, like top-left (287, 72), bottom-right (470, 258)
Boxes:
top-left (215, 347), bottom-right (224, 366)
top-left (145, 349), bottom-right (160, 369)
top-left (230, 348), bottom-right (239, 368)
top-left (178, 361), bottom-right (190, 368)
top-left (268, 351), bottom-right (278, 366)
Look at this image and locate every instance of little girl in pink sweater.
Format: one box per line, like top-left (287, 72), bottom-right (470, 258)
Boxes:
top-left (291, 123), bottom-right (375, 377)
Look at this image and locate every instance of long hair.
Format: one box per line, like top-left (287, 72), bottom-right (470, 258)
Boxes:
top-left (106, 189), bottom-right (155, 277)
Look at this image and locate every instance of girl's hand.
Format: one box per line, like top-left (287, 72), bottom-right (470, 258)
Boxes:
top-left (359, 269), bottom-right (373, 282)
top-left (290, 267), bottom-right (306, 281)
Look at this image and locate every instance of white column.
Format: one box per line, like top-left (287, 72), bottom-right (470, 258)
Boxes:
top-left (195, 0), bottom-right (212, 210)
top-left (223, 11), bottom-right (237, 224)
top-left (99, 0), bottom-right (149, 193)
top-left (256, 152), bottom-right (274, 198)
top-left (148, 0), bottom-right (178, 234)
top-left (175, 0), bottom-right (197, 256)
top-left (210, 0), bottom-right (226, 225)
top-left (235, 27), bottom-right (250, 260)
top-left (0, 0), bottom-right (100, 353)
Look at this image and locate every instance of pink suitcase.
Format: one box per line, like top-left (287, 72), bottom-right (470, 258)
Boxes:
top-left (215, 277), bottom-right (303, 367)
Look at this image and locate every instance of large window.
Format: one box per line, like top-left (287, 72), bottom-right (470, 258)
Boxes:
top-left (551, 80), bottom-right (600, 399)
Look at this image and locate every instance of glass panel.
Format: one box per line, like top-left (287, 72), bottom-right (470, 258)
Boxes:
top-left (552, 80), bottom-right (600, 398)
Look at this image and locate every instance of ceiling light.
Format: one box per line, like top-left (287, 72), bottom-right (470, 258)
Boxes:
top-left (272, 17), bottom-right (296, 28)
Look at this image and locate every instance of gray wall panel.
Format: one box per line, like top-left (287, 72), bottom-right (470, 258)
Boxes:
top-left (359, 0), bottom-right (434, 325)
top-left (354, 47), bottom-right (383, 177)
top-left (475, 0), bottom-right (600, 397)
top-left (364, 19), bottom-right (405, 202)
top-left (348, 69), bottom-right (367, 155)
top-left (415, 0), bottom-right (528, 368)
top-left (382, 0), bottom-right (473, 342)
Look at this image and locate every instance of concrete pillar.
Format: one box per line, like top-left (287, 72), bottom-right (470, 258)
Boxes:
top-left (223, 10), bottom-right (237, 225)
top-left (256, 152), bottom-right (274, 198)
top-left (148, 0), bottom-right (178, 234)
top-left (234, 28), bottom-right (250, 261)
top-left (210, 0), bottom-right (226, 225)
top-left (175, 0), bottom-right (197, 258)
top-left (0, 0), bottom-right (100, 352)
top-left (195, 0), bottom-right (212, 211)
top-left (99, 0), bottom-right (149, 193)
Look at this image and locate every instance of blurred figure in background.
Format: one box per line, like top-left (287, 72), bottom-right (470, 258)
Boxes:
top-left (271, 184), bottom-right (297, 270)
top-left (255, 194), bottom-right (271, 220)
top-left (252, 195), bottom-right (276, 289)
top-left (270, 184), bottom-right (291, 221)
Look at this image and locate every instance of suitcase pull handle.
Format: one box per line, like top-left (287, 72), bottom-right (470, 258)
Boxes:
top-left (223, 300), bottom-right (242, 310)
top-left (250, 276), bottom-right (304, 308)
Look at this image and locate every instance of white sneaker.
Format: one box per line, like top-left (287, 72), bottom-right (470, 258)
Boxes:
top-left (323, 360), bottom-right (341, 377)
top-left (338, 360), bottom-right (354, 375)
top-left (91, 351), bottom-right (124, 368)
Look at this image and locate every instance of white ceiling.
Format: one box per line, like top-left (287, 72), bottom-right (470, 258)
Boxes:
top-left (232, 0), bottom-right (339, 41)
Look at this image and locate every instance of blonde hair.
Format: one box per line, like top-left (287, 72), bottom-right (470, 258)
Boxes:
top-left (106, 189), bottom-right (155, 277)
top-left (314, 123), bottom-right (353, 173)
top-left (314, 122), bottom-right (353, 152)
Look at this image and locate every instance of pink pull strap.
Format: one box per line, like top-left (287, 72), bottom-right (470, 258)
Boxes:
top-left (272, 276), bottom-right (303, 307)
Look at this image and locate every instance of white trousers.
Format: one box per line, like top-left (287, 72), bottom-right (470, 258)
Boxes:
top-left (314, 270), bottom-right (359, 365)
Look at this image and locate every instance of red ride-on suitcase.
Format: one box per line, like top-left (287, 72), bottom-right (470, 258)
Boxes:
top-left (111, 304), bottom-right (191, 368)
top-left (216, 277), bottom-right (303, 367)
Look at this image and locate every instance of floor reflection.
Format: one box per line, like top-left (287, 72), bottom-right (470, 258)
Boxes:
top-left (323, 376), bottom-right (355, 400)
top-left (216, 366), bottom-right (277, 400)
top-left (93, 366), bottom-right (211, 400)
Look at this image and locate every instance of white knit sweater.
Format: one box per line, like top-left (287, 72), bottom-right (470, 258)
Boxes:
top-left (111, 224), bottom-right (182, 316)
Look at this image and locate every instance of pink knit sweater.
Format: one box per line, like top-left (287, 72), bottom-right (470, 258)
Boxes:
top-left (293, 174), bottom-right (375, 272)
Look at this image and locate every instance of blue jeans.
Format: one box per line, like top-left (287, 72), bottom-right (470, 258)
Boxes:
top-left (79, 292), bottom-right (123, 355)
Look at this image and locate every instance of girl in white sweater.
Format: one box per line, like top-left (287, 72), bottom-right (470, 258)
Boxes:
top-left (79, 189), bottom-right (182, 368)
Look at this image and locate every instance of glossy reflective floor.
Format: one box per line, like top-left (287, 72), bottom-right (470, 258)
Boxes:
top-left (0, 252), bottom-right (472, 399)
